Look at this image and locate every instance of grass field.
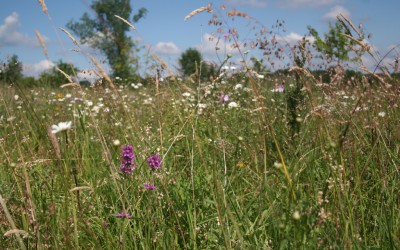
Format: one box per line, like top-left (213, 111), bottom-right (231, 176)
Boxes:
top-left (1, 71), bottom-right (399, 249)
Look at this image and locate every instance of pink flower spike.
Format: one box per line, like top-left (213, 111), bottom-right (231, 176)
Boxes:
top-left (144, 182), bottom-right (157, 190)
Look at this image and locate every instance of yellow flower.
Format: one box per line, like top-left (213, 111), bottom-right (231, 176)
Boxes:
top-left (237, 161), bottom-right (247, 169)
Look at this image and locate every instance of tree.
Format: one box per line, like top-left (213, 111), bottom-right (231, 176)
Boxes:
top-left (308, 21), bottom-right (354, 65)
top-left (0, 54), bottom-right (23, 83)
top-left (179, 48), bottom-right (214, 80)
top-left (66, 0), bottom-right (147, 78)
top-left (179, 48), bottom-right (202, 76)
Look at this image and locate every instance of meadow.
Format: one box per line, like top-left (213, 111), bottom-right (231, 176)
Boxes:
top-left (1, 3), bottom-right (400, 250)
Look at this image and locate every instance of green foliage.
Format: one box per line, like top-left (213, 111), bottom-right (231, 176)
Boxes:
top-left (66, 0), bottom-right (147, 78)
top-left (179, 48), bottom-right (202, 76)
top-left (308, 21), bottom-right (354, 64)
top-left (178, 48), bottom-right (214, 80)
top-left (0, 54), bottom-right (23, 84)
top-left (250, 57), bottom-right (268, 74)
top-left (19, 76), bottom-right (37, 87)
top-left (132, 7), bottom-right (148, 23)
top-left (38, 60), bottom-right (79, 86)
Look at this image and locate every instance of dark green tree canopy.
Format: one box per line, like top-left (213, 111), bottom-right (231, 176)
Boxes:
top-left (179, 48), bottom-right (203, 77)
top-left (66, 0), bottom-right (147, 78)
top-left (178, 48), bottom-right (216, 80)
top-left (0, 54), bottom-right (23, 84)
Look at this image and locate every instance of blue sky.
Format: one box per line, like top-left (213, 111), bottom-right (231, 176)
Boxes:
top-left (1, 0), bottom-right (399, 78)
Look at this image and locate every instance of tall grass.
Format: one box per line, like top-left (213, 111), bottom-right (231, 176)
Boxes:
top-left (1, 2), bottom-right (399, 249)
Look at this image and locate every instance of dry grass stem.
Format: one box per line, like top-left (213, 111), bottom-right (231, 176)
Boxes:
top-left (57, 68), bottom-right (73, 83)
top-left (359, 65), bottom-right (389, 86)
top-left (338, 14), bottom-right (361, 38)
top-left (0, 194), bottom-right (27, 250)
top-left (47, 126), bottom-right (61, 161)
top-left (60, 83), bottom-right (81, 88)
top-left (342, 34), bottom-right (373, 56)
top-left (59, 27), bottom-right (79, 46)
top-left (114, 15), bottom-right (136, 31)
top-left (4, 229), bottom-right (29, 238)
top-left (70, 186), bottom-right (93, 192)
top-left (89, 55), bottom-right (115, 89)
top-left (227, 10), bottom-right (250, 18)
top-left (35, 30), bottom-right (49, 60)
top-left (38, 0), bottom-right (48, 15)
top-left (184, 3), bottom-right (213, 21)
top-left (152, 54), bottom-right (175, 80)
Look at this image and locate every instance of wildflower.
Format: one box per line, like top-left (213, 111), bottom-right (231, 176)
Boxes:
top-left (219, 94), bottom-right (229, 103)
top-left (148, 153), bottom-right (161, 169)
top-left (7, 116), bottom-right (16, 122)
top-left (119, 145), bottom-right (135, 174)
top-left (51, 121), bottom-right (72, 134)
top-left (221, 65), bottom-right (229, 71)
top-left (198, 103), bottom-right (207, 109)
top-left (274, 161), bottom-right (283, 169)
top-left (113, 139), bottom-right (121, 146)
top-left (234, 83), bottom-right (243, 90)
top-left (292, 211), bottom-right (301, 220)
top-left (272, 83), bottom-right (284, 93)
top-left (237, 161), bottom-right (246, 168)
top-left (115, 211), bottom-right (131, 219)
top-left (378, 111), bottom-right (386, 117)
top-left (227, 102), bottom-right (239, 108)
top-left (144, 182), bottom-right (157, 190)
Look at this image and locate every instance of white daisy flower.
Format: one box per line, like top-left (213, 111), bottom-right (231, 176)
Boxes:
top-left (113, 139), bottom-right (121, 146)
top-left (51, 121), bottom-right (72, 134)
top-left (228, 102), bottom-right (239, 108)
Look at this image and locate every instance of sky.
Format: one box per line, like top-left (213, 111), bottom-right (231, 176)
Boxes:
top-left (1, 0), bottom-right (399, 79)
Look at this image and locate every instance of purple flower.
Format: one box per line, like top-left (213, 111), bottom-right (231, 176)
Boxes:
top-left (219, 94), bottom-right (229, 104)
top-left (148, 153), bottom-right (161, 169)
top-left (271, 83), bottom-right (284, 93)
top-left (144, 182), bottom-right (157, 190)
top-left (115, 211), bottom-right (131, 219)
top-left (119, 145), bottom-right (135, 174)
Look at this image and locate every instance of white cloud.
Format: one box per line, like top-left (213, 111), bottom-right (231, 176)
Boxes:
top-left (197, 33), bottom-right (244, 58)
top-left (276, 32), bottom-right (315, 46)
top-left (227, 0), bottom-right (268, 8)
top-left (23, 60), bottom-right (55, 78)
top-left (323, 5), bottom-right (351, 21)
top-left (278, 0), bottom-right (339, 8)
top-left (0, 12), bottom-right (48, 47)
top-left (153, 42), bottom-right (180, 55)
